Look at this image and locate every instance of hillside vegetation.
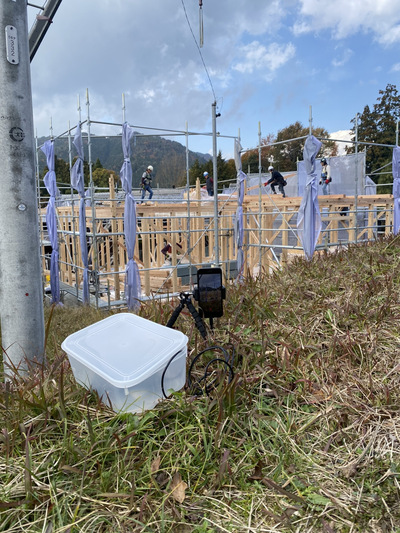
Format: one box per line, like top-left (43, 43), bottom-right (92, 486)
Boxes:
top-left (2, 236), bottom-right (400, 532)
top-left (37, 133), bottom-right (211, 188)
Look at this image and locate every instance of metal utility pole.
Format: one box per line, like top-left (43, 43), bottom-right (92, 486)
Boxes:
top-left (354, 113), bottom-right (359, 244)
top-left (212, 101), bottom-right (220, 265)
top-left (258, 122), bottom-right (262, 271)
top-left (0, 0), bottom-right (45, 375)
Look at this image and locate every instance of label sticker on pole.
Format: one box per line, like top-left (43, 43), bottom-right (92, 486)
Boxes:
top-left (5, 26), bottom-right (19, 65)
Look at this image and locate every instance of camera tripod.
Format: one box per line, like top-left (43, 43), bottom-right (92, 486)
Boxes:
top-left (166, 292), bottom-right (207, 339)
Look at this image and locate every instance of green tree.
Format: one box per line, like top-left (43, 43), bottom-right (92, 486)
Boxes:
top-left (55, 156), bottom-right (71, 185)
top-left (225, 158), bottom-right (236, 181)
top-left (241, 133), bottom-right (275, 173)
top-left (92, 168), bottom-right (118, 190)
top-left (184, 151), bottom-right (236, 189)
top-left (40, 156), bottom-right (71, 196)
top-left (185, 158), bottom-right (203, 187)
top-left (270, 122), bottom-right (334, 172)
top-left (216, 151), bottom-right (236, 185)
top-left (93, 158), bottom-right (103, 170)
top-left (347, 84), bottom-right (400, 192)
top-left (158, 153), bottom-right (186, 187)
top-left (241, 151), bottom-right (259, 174)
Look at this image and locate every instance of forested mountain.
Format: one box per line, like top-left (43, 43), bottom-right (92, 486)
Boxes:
top-left (37, 84), bottom-right (400, 193)
top-left (36, 132), bottom-right (211, 188)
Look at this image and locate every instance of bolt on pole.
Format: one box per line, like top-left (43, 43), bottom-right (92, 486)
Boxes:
top-left (0, 0), bottom-right (45, 376)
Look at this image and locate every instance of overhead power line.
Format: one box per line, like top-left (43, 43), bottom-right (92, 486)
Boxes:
top-left (180, 0), bottom-right (216, 102)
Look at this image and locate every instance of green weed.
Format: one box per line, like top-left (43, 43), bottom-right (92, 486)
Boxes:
top-left (2, 236), bottom-right (400, 531)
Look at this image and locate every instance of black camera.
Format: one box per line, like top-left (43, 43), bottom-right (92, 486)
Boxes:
top-left (193, 267), bottom-right (225, 319)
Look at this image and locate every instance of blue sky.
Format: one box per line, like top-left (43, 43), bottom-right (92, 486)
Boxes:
top-left (29, 0), bottom-right (400, 161)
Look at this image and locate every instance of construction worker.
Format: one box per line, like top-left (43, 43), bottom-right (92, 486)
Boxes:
top-left (141, 165), bottom-right (154, 201)
top-left (204, 171), bottom-right (214, 196)
top-left (319, 158), bottom-right (331, 195)
top-left (264, 165), bottom-right (286, 198)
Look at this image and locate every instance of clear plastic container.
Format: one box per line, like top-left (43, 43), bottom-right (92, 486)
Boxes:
top-left (61, 313), bottom-right (188, 413)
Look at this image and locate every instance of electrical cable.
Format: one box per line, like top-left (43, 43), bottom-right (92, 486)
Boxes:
top-left (202, 358), bottom-right (234, 398)
top-left (187, 345), bottom-right (235, 398)
top-left (161, 349), bottom-right (183, 399)
top-left (161, 344), bottom-right (236, 399)
top-left (180, 0), bottom-right (217, 102)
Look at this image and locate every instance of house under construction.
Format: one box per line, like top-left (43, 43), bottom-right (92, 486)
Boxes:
top-left (41, 166), bottom-right (393, 309)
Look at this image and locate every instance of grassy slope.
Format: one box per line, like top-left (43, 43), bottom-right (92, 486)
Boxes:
top-left (1, 236), bottom-right (400, 532)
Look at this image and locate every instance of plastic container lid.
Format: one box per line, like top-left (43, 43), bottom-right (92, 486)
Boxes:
top-left (61, 313), bottom-right (188, 387)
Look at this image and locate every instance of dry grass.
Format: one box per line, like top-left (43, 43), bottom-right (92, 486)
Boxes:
top-left (2, 235), bottom-right (400, 532)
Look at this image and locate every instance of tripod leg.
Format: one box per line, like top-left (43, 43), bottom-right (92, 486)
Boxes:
top-left (186, 299), bottom-right (207, 339)
top-left (166, 302), bottom-right (185, 329)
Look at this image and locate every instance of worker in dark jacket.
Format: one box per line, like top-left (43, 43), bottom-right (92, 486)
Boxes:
top-left (204, 171), bottom-right (214, 196)
top-left (264, 165), bottom-right (286, 197)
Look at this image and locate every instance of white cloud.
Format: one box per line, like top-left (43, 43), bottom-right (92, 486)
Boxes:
top-left (26, 0), bottom-right (400, 154)
top-left (329, 130), bottom-right (353, 156)
top-left (233, 41), bottom-right (296, 76)
top-left (204, 0), bottom-right (289, 37)
top-left (135, 89), bottom-right (156, 104)
top-left (291, 20), bottom-right (311, 35)
top-left (31, 90), bottom-right (124, 138)
top-left (332, 47), bottom-right (353, 68)
top-left (382, 25), bottom-right (400, 45)
top-left (391, 63), bottom-right (400, 72)
top-left (293, 0), bottom-right (400, 45)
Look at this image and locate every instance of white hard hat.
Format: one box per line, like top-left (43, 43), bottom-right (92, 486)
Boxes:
top-left (268, 165), bottom-right (274, 171)
top-left (147, 165), bottom-right (153, 172)
top-left (203, 171), bottom-right (209, 177)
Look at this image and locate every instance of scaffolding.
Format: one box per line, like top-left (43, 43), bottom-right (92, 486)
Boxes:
top-left (36, 96), bottom-right (397, 309)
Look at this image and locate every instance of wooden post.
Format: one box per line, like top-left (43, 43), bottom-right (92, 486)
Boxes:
top-left (196, 177), bottom-right (201, 201)
top-left (190, 209), bottom-right (198, 264)
top-left (59, 215), bottom-right (67, 283)
top-left (208, 209), bottom-right (214, 263)
top-left (109, 174), bottom-right (121, 300)
top-left (263, 202), bottom-right (274, 271)
top-left (367, 201), bottom-right (374, 240)
top-left (331, 201), bottom-right (340, 244)
top-left (171, 216), bottom-right (179, 292)
top-left (280, 206), bottom-right (288, 264)
top-left (243, 203), bottom-right (250, 276)
top-left (348, 198), bottom-right (356, 243)
top-left (385, 201), bottom-right (391, 235)
top-left (142, 216), bottom-right (151, 295)
top-left (155, 216), bottom-right (164, 267)
top-left (220, 211), bottom-right (228, 277)
top-left (149, 217), bottom-right (156, 265)
top-left (197, 208), bottom-right (205, 264)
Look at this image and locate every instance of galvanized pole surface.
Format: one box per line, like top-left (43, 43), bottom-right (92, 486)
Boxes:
top-left (86, 90), bottom-right (99, 306)
top-left (0, 0), bottom-right (45, 374)
top-left (185, 122), bottom-right (193, 287)
top-left (212, 101), bottom-right (219, 265)
top-left (354, 113), bottom-right (359, 244)
top-left (258, 122), bottom-right (262, 273)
